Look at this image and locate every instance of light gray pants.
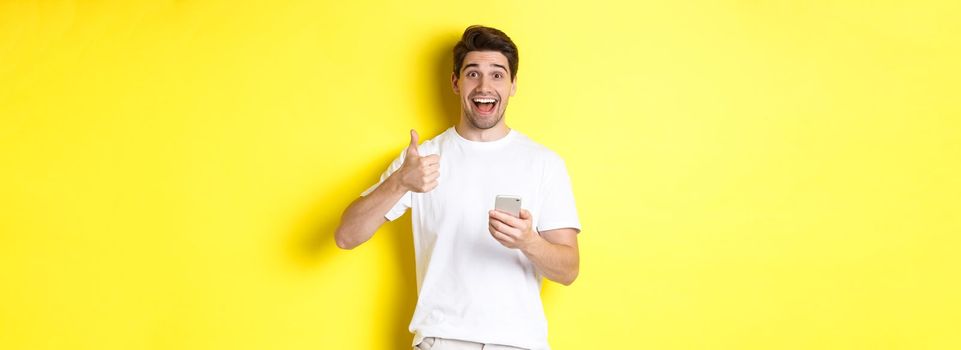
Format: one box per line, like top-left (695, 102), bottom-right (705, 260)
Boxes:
top-left (414, 337), bottom-right (530, 350)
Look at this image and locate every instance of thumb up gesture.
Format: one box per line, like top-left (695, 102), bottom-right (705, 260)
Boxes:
top-left (397, 129), bottom-right (441, 193)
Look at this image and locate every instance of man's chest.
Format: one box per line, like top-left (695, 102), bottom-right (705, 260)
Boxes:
top-left (415, 152), bottom-right (547, 220)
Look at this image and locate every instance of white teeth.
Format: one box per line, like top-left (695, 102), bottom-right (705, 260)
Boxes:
top-left (472, 98), bottom-right (496, 103)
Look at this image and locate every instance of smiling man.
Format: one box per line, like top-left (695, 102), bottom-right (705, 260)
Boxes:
top-left (334, 25), bottom-right (582, 350)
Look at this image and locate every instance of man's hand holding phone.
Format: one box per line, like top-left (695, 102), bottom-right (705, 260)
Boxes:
top-left (396, 129), bottom-right (440, 193)
top-left (489, 196), bottom-right (540, 250)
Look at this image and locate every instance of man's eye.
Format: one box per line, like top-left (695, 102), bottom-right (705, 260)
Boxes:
top-left (494, 73), bottom-right (502, 79)
top-left (468, 72), bottom-right (478, 78)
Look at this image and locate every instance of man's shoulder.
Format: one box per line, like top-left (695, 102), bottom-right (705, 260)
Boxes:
top-left (511, 130), bottom-right (565, 164)
top-left (413, 127), bottom-right (453, 155)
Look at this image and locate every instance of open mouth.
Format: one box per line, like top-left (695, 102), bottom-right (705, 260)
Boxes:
top-left (471, 97), bottom-right (498, 114)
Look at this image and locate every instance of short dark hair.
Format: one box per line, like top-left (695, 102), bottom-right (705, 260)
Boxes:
top-left (453, 25), bottom-right (518, 81)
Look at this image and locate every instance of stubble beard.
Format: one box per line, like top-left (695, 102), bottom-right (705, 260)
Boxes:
top-left (466, 111), bottom-right (503, 130)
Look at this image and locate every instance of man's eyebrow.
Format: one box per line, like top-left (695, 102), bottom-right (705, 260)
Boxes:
top-left (462, 63), bottom-right (508, 72)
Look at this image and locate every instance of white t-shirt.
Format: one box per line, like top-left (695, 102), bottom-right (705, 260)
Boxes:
top-left (361, 127), bottom-right (581, 350)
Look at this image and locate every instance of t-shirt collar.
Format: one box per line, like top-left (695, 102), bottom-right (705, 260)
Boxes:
top-left (449, 126), bottom-right (517, 150)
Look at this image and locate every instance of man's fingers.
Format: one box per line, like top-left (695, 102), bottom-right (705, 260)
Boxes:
top-left (491, 230), bottom-right (509, 244)
top-left (423, 162), bottom-right (440, 172)
top-left (489, 217), bottom-right (517, 236)
top-left (407, 129), bottom-right (420, 157)
top-left (519, 209), bottom-right (532, 220)
top-left (422, 154), bottom-right (440, 165)
top-left (490, 210), bottom-right (522, 226)
top-left (489, 221), bottom-right (516, 244)
top-left (489, 222), bottom-right (507, 238)
top-left (421, 160), bottom-right (440, 171)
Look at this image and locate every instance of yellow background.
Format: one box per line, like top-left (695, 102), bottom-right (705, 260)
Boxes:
top-left (2, 1), bottom-right (959, 349)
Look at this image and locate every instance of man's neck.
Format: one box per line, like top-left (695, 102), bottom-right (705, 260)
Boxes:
top-left (455, 119), bottom-right (511, 142)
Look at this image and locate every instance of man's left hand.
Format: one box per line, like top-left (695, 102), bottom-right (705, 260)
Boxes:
top-left (488, 209), bottom-right (541, 250)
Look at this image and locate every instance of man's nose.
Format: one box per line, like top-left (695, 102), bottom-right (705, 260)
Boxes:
top-left (477, 76), bottom-right (494, 93)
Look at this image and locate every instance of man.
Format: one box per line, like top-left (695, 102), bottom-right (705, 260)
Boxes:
top-left (334, 25), bottom-right (581, 350)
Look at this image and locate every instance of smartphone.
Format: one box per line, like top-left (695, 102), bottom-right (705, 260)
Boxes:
top-left (494, 195), bottom-right (522, 217)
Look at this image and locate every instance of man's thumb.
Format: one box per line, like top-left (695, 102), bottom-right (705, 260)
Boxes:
top-left (406, 129), bottom-right (420, 157)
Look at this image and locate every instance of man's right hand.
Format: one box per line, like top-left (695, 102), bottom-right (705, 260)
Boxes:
top-left (396, 129), bottom-right (440, 193)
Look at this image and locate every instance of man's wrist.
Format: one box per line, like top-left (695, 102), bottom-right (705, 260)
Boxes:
top-left (385, 173), bottom-right (409, 195)
top-left (520, 231), bottom-right (545, 255)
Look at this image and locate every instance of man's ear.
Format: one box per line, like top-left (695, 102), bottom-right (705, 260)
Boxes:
top-left (510, 77), bottom-right (517, 96)
top-left (451, 72), bottom-right (460, 95)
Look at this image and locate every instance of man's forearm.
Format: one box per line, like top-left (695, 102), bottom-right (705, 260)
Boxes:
top-left (520, 236), bottom-right (579, 285)
top-left (334, 175), bottom-right (407, 249)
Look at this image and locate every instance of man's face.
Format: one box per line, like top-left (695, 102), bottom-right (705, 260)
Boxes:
top-left (452, 51), bottom-right (517, 130)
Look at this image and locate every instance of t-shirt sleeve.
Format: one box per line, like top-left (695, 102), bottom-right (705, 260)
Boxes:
top-left (360, 148), bottom-right (412, 222)
top-left (536, 157), bottom-right (582, 233)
